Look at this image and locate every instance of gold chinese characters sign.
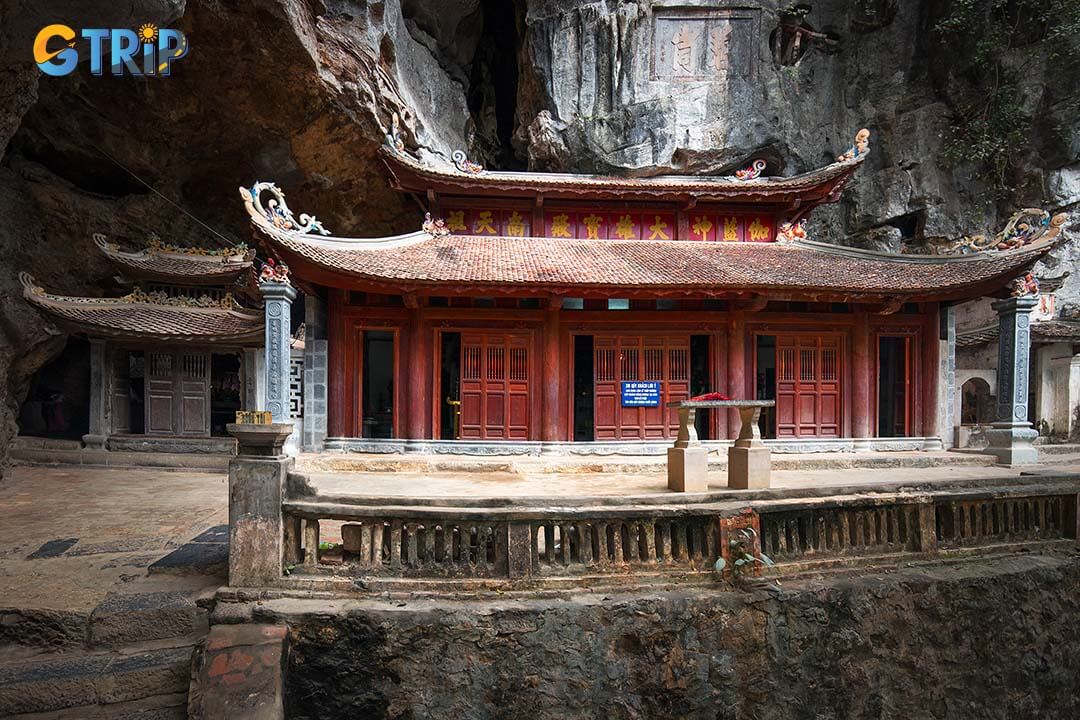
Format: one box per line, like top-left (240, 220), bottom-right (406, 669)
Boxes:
top-left (235, 410), bottom-right (273, 425)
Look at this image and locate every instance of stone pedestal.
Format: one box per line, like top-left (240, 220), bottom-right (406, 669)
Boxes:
top-left (728, 405), bottom-right (771, 489)
top-left (985, 296), bottom-right (1039, 466)
top-left (667, 406), bottom-right (708, 492)
top-left (260, 281), bottom-right (298, 455)
top-left (226, 422), bottom-right (294, 587)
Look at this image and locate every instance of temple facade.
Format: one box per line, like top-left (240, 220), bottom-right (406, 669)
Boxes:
top-left (240, 130), bottom-right (1067, 456)
top-left (20, 237), bottom-right (264, 453)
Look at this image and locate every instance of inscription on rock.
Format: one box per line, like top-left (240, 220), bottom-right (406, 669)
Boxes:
top-left (652, 9), bottom-right (756, 81)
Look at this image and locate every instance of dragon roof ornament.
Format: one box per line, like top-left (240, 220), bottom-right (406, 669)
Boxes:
top-left (837, 128), bottom-right (870, 162)
top-left (93, 233), bottom-right (254, 263)
top-left (451, 150), bottom-right (484, 174)
top-left (913, 209), bottom-right (1069, 256)
top-left (240, 182), bottom-right (329, 236)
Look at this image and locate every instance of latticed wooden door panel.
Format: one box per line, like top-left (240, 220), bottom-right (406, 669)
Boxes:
top-left (593, 335), bottom-right (690, 440)
top-left (110, 348), bottom-right (131, 434)
top-left (775, 334), bottom-right (841, 438)
top-left (146, 351), bottom-right (175, 435)
top-left (178, 352), bottom-right (210, 436)
top-left (460, 333), bottom-right (531, 440)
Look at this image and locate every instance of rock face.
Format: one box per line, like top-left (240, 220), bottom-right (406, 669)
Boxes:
top-left (0, 0), bottom-right (1077, 474)
top-left (283, 554), bottom-right (1080, 719)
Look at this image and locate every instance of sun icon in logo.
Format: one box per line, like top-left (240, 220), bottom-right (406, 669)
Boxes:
top-left (137, 23), bottom-right (158, 44)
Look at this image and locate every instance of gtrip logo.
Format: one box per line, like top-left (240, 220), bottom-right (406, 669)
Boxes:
top-left (33, 23), bottom-right (188, 77)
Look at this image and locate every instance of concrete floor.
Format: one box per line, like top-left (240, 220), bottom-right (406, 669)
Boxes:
top-left (0, 465), bottom-right (227, 613)
top-left (298, 451), bottom-right (1080, 499)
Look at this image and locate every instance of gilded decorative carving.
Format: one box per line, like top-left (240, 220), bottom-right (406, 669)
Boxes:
top-left (422, 212), bottom-right (451, 236)
top-left (940, 210), bottom-right (1069, 255)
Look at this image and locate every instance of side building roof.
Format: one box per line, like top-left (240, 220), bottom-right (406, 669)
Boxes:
top-left (94, 234), bottom-right (255, 286)
top-left (20, 273), bottom-right (263, 345)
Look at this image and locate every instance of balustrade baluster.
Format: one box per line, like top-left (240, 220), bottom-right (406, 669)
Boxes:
top-left (303, 519), bottom-right (319, 566)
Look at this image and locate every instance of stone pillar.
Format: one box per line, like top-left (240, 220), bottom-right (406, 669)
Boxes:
top-left (260, 281), bottom-right (296, 418)
top-left (302, 294), bottom-right (328, 451)
top-left (851, 313), bottom-right (872, 451)
top-left (985, 296), bottom-right (1039, 465)
top-left (226, 423), bottom-right (294, 587)
top-left (83, 339), bottom-right (110, 449)
top-left (728, 404), bottom-right (772, 490)
top-left (667, 406), bottom-right (708, 492)
top-left (939, 304), bottom-right (957, 449)
top-left (541, 299), bottom-right (561, 445)
top-left (1069, 354), bottom-right (1080, 440)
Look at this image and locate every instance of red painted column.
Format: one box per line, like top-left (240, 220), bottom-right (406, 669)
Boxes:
top-left (541, 299), bottom-right (562, 443)
top-left (406, 305), bottom-right (429, 440)
top-left (851, 312), bottom-right (872, 450)
top-left (727, 316), bottom-right (745, 439)
top-left (922, 304), bottom-right (941, 441)
top-left (714, 330), bottom-right (729, 439)
top-left (328, 289), bottom-right (346, 438)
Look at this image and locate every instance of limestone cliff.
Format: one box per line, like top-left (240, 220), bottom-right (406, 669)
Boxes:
top-left (0, 0), bottom-right (1077, 474)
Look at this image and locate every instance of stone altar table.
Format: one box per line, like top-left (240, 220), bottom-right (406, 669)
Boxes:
top-left (666, 400), bottom-right (776, 491)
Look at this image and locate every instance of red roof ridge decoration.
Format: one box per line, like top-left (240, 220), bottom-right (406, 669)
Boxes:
top-left (378, 129), bottom-right (872, 204)
top-left (20, 272), bottom-right (263, 344)
top-left (94, 233), bottom-right (255, 285)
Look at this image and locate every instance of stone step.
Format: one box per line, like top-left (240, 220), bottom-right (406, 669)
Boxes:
top-left (2, 585), bottom-right (215, 658)
top-left (3, 691), bottom-right (187, 719)
top-left (1035, 443), bottom-right (1080, 456)
top-left (0, 644), bottom-right (194, 716)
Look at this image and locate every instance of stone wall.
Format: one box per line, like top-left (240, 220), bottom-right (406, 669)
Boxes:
top-left (280, 553), bottom-right (1080, 719)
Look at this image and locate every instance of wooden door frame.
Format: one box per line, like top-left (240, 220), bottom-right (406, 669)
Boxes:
top-left (872, 329), bottom-right (920, 438)
top-left (345, 324), bottom-right (402, 439)
top-left (433, 326), bottom-right (541, 441)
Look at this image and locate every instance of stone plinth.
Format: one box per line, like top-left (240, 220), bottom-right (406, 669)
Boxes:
top-left (227, 423), bottom-right (294, 587)
top-left (986, 296), bottom-right (1039, 466)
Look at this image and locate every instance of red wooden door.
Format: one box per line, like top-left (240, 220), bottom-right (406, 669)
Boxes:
top-left (774, 334), bottom-right (841, 437)
top-left (593, 335), bottom-right (690, 440)
top-left (460, 333), bottom-right (531, 440)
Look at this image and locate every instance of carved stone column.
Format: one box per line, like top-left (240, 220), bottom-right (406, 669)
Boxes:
top-left (82, 338), bottom-right (110, 450)
top-left (260, 282), bottom-right (298, 456)
top-left (985, 295), bottom-right (1039, 465)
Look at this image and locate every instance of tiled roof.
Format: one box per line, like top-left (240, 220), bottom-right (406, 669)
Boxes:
top-left (378, 144), bottom-right (866, 203)
top-left (95, 235), bottom-right (254, 285)
top-left (249, 221), bottom-right (1053, 301)
top-left (958, 320), bottom-right (1080, 348)
top-left (20, 274), bottom-right (263, 344)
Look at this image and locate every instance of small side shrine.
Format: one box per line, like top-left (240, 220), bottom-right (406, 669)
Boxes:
top-left (20, 236), bottom-right (263, 453)
top-left (240, 127), bottom-right (1066, 458)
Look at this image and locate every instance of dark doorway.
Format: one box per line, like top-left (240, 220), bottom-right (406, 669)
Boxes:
top-left (440, 332), bottom-right (462, 440)
top-left (126, 350), bottom-right (145, 435)
top-left (690, 335), bottom-right (710, 440)
top-left (573, 335), bottom-right (594, 441)
top-left (878, 336), bottom-right (909, 437)
top-left (17, 338), bottom-right (91, 440)
top-left (362, 331), bottom-right (395, 438)
top-left (210, 353), bottom-right (242, 436)
top-left (755, 335), bottom-right (777, 438)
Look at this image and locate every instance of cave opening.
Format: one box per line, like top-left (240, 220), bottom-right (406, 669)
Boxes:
top-left (468, 0), bottom-right (523, 169)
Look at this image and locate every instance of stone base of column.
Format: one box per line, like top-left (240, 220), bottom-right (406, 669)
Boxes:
top-left (728, 445), bottom-right (771, 489)
top-left (984, 421), bottom-right (1039, 466)
top-left (667, 447), bottom-right (708, 492)
top-left (82, 433), bottom-right (107, 450)
top-left (852, 437), bottom-right (873, 453)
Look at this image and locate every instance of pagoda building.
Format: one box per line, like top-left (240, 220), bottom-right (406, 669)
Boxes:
top-left (240, 129), bottom-right (1066, 456)
top-left (20, 236), bottom-right (263, 453)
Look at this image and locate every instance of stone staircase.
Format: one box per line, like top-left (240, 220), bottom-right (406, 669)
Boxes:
top-left (0, 576), bottom-right (217, 719)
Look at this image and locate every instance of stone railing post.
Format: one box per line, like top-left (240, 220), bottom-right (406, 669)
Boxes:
top-left (259, 281), bottom-right (296, 423)
top-left (985, 295), bottom-right (1039, 465)
top-left (226, 423), bottom-right (294, 587)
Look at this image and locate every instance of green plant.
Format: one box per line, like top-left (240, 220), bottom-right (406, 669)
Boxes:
top-left (933, 0), bottom-right (1080, 195)
top-left (714, 526), bottom-right (775, 580)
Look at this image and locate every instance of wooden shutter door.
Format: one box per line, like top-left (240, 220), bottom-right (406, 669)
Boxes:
top-left (775, 334), bottom-right (841, 438)
top-left (179, 352), bottom-right (210, 436)
top-left (110, 349), bottom-right (130, 434)
top-left (146, 351), bottom-right (175, 435)
top-left (460, 334), bottom-right (531, 440)
top-left (593, 337), bottom-right (618, 440)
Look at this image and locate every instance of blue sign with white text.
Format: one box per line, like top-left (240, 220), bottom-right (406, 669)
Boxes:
top-left (621, 381), bottom-right (661, 407)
